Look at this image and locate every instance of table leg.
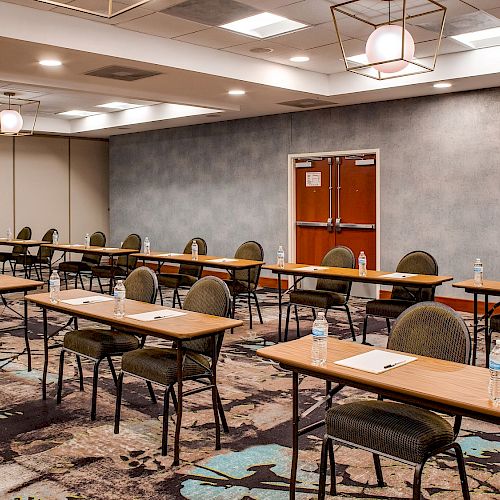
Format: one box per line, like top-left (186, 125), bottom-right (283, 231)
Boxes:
top-left (278, 273), bottom-right (282, 343)
top-left (42, 307), bottom-right (48, 400)
top-left (485, 294), bottom-right (490, 368)
top-left (24, 291), bottom-right (31, 372)
top-left (247, 268), bottom-right (252, 330)
top-left (24, 251), bottom-right (28, 279)
top-left (473, 293), bottom-right (478, 365)
top-left (174, 343), bottom-right (183, 466)
top-left (290, 371), bottom-right (299, 499)
top-left (109, 255), bottom-right (114, 295)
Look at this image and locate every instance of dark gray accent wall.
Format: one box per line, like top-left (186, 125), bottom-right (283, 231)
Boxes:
top-left (110, 88), bottom-right (500, 298)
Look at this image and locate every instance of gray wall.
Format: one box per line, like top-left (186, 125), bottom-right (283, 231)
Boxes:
top-left (110, 88), bottom-right (500, 298)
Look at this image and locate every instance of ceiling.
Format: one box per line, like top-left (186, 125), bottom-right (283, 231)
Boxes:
top-left (0, 0), bottom-right (499, 136)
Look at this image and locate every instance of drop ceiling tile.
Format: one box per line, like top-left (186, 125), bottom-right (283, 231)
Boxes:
top-left (174, 27), bottom-right (254, 48)
top-left (488, 7), bottom-right (500, 18)
top-left (237, 0), bottom-right (301, 10)
top-left (271, 24), bottom-right (338, 49)
top-left (273, 0), bottom-right (333, 25)
top-left (2, 0), bottom-right (56, 10)
top-left (51, 0), bottom-right (151, 23)
top-left (144, 0), bottom-right (187, 12)
top-left (118, 12), bottom-right (209, 37)
top-left (223, 39), bottom-right (296, 59)
top-left (440, 0), bottom-right (478, 17)
top-left (414, 36), bottom-right (470, 58)
top-left (466, 0), bottom-right (500, 10)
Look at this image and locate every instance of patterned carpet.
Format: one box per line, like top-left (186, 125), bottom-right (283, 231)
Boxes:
top-left (0, 282), bottom-right (498, 500)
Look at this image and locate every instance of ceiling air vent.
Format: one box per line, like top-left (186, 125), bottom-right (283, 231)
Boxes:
top-left (278, 98), bottom-right (336, 109)
top-left (84, 65), bottom-right (161, 81)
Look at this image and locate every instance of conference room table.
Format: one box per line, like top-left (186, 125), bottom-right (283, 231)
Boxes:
top-left (43, 243), bottom-right (139, 293)
top-left (264, 263), bottom-right (453, 342)
top-left (257, 337), bottom-right (499, 499)
top-left (0, 238), bottom-right (45, 278)
top-left (0, 275), bottom-right (44, 371)
top-left (25, 288), bottom-right (242, 463)
top-left (453, 279), bottom-right (500, 367)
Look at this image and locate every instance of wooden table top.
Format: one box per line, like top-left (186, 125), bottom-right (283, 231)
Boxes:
top-left (258, 337), bottom-right (499, 424)
top-left (26, 289), bottom-right (242, 340)
top-left (42, 244), bottom-right (138, 255)
top-left (134, 252), bottom-right (265, 270)
top-left (0, 239), bottom-right (45, 247)
top-left (453, 279), bottom-right (500, 295)
top-left (0, 275), bottom-right (44, 293)
top-left (264, 263), bottom-right (453, 287)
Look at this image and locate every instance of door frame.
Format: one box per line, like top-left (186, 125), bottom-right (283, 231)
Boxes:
top-left (287, 149), bottom-right (381, 294)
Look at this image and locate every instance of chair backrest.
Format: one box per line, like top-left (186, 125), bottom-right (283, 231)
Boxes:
top-left (182, 276), bottom-right (231, 357)
top-left (38, 228), bottom-right (57, 261)
top-left (391, 250), bottom-right (438, 301)
top-left (316, 246), bottom-right (355, 296)
top-left (232, 241), bottom-right (264, 286)
top-left (82, 231), bottom-right (106, 265)
top-left (124, 266), bottom-right (158, 304)
top-left (118, 233), bottom-right (141, 269)
top-left (388, 302), bottom-right (471, 364)
top-left (178, 237), bottom-right (207, 278)
top-left (12, 226), bottom-right (32, 255)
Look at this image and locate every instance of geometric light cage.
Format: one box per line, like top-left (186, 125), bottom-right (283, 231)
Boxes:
top-left (0, 93), bottom-right (40, 137)
top-left (31, 0), bottom-right (152, 19)
top-left (331, 0), bottom-right (447, 80)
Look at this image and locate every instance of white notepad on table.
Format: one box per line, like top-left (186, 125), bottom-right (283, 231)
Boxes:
top-left (61, 296), bottom-right (114, 305)
top-left (380, 272), bottom-right (417, 279)
top-left (207, 258), bottom-right (238, 263)
top-left (126, 310), bottom-right (187, 322)
top-left (156, 253), bottom-right (182, 257)
top-left (334, 350), bottom-right (417, 374)
top-left (299, 266), bottom-right (330, 272)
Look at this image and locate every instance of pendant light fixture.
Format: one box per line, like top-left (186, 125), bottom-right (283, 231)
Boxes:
top-left (331, 0), bottom-right (447, 80)
top-left (0, 92), bottom-right (40, 136)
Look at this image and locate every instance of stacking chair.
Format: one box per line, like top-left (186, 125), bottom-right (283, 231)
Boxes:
top-left (285, 246), bottom-right (356, 341)
top-left (318, 302), bottom-right (471, 500)
top-left (59, 231), bottom-right (106, 289)
top-left (90, 233), bottom-right (141, 292)
top-left (0, 226), bottom-right (31, 273)
top-left (14, 228), bottom-right (57, 280)
top-left (56, 267), bottom-right (158, 420)
top-left (224, 241), bottom-right (264, 329)
top-left (114, 276), bottom-right (231, 459)
top-left (362, 250), bottom-right (438, 344)
top-left (157, 237), bottom-right (207, 308)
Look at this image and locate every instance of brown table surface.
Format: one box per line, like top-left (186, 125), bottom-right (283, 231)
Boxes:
top-left (42, 243), bottom-right (138, 256)
top-left (0, 239), bottom-right (45, 247)
top-left (453, 279), bottom-right (500, 296)
top-left (26, 288), bottom-right (242, 340)
top-left (134, 252), bottom-right (265, 270)
top-left (264, 263), bottom-right (453, 287)
top-left (257, 336), bottom-right (499, 424)
top-left (0, 275), bottom-right (44, 293)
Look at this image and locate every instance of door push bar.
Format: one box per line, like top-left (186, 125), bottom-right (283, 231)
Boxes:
top-left (296, 220), bottom-right (375, 232)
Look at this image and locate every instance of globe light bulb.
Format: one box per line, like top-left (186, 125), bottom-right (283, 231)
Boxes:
top-left (366, 25), bottom-right (415, 73)
top-left (0, 109), bottom-right (23, 134)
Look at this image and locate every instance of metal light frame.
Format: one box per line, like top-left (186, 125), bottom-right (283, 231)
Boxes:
top-left (331, 0), bottom-right (447, 80)
top-left (32, 0), bottom-right (152, 19)
top-left (0, 92), bottom-right (40, 137)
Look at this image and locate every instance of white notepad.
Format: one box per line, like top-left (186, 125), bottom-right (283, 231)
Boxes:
top-left (207, 258), bottom-right (238, 263)
top-left (299, 266), bottom-right (330, 272)
top-left (126, 310), bottom-right (187, 321)
top-left (61, 296), bottom-right (114, 305)
top-left (102, 247), bottom-right (119, 251)
top-left (156, 253), bottom-right (183, 257)
top-left (334, 350), bottom-right (417, 374)
top-left (380, 272), bottom-right (417, 279)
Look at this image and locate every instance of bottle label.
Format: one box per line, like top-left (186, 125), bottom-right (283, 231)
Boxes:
top-left (312, 327), bottom-right (327, 338)
top-left (114, 290), bottom-right (126, 299)
top-left (49, 280), bottom-right (55, 288)
top-left (359, 258), bottom-right (366, 265)
top-left (490, 360), bottom-right (500, 371)
top-left (473, 266), bottom-right (482, 273)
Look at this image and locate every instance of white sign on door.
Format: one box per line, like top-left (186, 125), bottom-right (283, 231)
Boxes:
top-left (306, 171), bottom-right (321, 187)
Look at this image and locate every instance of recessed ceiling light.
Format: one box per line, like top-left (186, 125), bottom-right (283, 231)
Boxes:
top-left (451, 26), bottom-right (500, 49)
top-left (39, 59), bottom-right (62, 67)
top-left (228, 90), bottom-right (246, 96)
top-left (433, 82), bottom-right (452, 88)
top-left (290, 56), bottom-right (310, 62)
top-left (221, 12), bottom-right (307, 39)
top-left (57, 110), bottom-right (99, 118)
top-left (96, 101), bottom-right (141, 110)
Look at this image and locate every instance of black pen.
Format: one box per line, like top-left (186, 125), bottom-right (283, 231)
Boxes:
top-left (154, 315), bottom-right (167, 319)
top-left (384, 361), bottom-right (405, 369)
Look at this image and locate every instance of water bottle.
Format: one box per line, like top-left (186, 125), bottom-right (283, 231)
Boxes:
top-left (113, 280), bottom-right (126, 318)
top-left (311, 312), bottom-right (328, 366)
top-left (473, 258), bottom-right (483, 286)
top-left (84, 233), bottom-right (90, 249)
top-left (358, 251), bottom-right (367, 277)
top-left (7, 227), bottom-right (12, 240)
top-left (488, 340), bottom-right (500, 406)
top-left (144, 236), bottom-right (151, 255)
top-left (277, 245), bottom-right (285, 269)
top-left (49, 270), bottom-right (60, 303)
top-left (191, 239), bottom-right (199, 261)
top-left (52, 230), bottom-right (59, 245)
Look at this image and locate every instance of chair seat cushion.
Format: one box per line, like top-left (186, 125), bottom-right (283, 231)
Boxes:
top-left (366, 299), bottom-right (415, 318)
top-left (59, 261), bottom-right (92, 273)
top-left (0, 252), bottom-right (13, 262)
top-left (91, 265), bottom-right (128, 278)
top-left (224, 279), bottom-right (256, 295)
top-left (122, 347), bottom-right (210, 386)
top-left (64, 328), bottom-right (139, 359)
top-left (326, 400), bottom-right (454, 464)
top-left (491, 315), bottom-right (500, 333)
top-left (158, 273), bottom-right (197, 289)
top-left (289, 289), bottom-right (346, 309)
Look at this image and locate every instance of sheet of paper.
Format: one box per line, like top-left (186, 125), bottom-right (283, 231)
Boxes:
top-left (380, 272), bottom-right (418, 279)
top-left (334, 350), bottom-right (416, 374)
top-left (61, 296), bottom-right (114, 305)
top-left (102, 247), bottom-right (119, 251)
top-left (207, 258), bottom-right (238, 263)
top-left (126, 309), bottom-right (187, 321)
top-left (156, 253), bottom-right (183, 257)
top-left (298, 266), bottom-right (330, 272)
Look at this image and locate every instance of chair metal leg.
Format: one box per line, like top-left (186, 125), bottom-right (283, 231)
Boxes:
top-left (373, 454), bottom-right (385, 487)
top-left (171, 289), bottom-right (176, 308)
top-left (312, 308), bottom-right (317, 320)
top-left (64, 272), bottom-right (69, 290)
top-left (362, 315), bottom-right (369, 344)
top-left (106, 356), bottom-right (118, 387)
top-left (79, 272), bottom-right (85, 290)
top-left (176, 288), bottom-right (183, 308)
top-left (253, 291), bottom-right (263, 324)
top-left (89, 276), bottom-right (93, 291)
top-left (412, 462), bottom-right (425, 500)
top-left (162, 385), bottom-right (172, 456)
top-left (146, 381), bottom-right (157, 404)
top-left (318, 436), bottom-right (329, 500)
top-left (284, 303), bottom-right (292, 342)
top-left (57, 349), bottom-right (65, 404)
top-left (327, 438), bottom-right (336, 496)
top-left (294, 304), bottom-right (300, 338)
top-left (114, 371), bottom-right (124, 434)
top-left (345, 305), bottom-right (356, 342)
top-left (247, 290), bottom-right (253, 330)
top-left (170, 386), bottom-right (178, 413)
top-left (216, 388), bottom-right (229, 433)
top-left (76, 355), bottom-right (84, 391)
top-left (91, 359), bottom-right (102, 421)
top-left (386, 317), bottom-right (391, 335)
top-left (453, 443), bottom-right (471, 500)
top-left (158, 285), bottom-right (164, 306)
top-left (211, 377), bottom-right (222, 450)
top-left (97, 276), bottom-right (104, 293)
